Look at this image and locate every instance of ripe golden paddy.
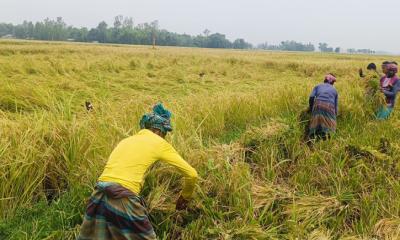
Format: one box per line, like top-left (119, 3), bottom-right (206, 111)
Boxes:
top-left (0, 40), bottom-right (400, 239)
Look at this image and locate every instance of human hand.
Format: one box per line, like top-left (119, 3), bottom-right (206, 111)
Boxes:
top-left (359, 68), bottom-right (364, 77)
top-left (176, 195), bottom-right (189, 211)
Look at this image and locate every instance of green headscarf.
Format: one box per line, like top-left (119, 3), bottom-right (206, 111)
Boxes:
top-left (139, 103), bottom-right (173, 134)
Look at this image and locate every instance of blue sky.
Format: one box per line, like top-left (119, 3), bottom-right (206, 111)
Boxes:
top-left (1, 0), bottom-right (399, 52)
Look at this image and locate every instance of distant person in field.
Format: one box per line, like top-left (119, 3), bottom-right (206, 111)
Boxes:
top-left (359, 63), bottom-right (378, 78)
top-left (359, 63), bottom-right (386, 115)
top-left (78, 103), bottom-right (198, 240)
top-left (308, 74), bottom-right (338, 140)
top-left (360, 63), bottom-right (380, 94)
top-left (376, 64), bottom-right (400, 120)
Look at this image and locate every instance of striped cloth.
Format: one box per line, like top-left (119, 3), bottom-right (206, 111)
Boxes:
top-left (309, 100), bottom-right (337, 137)
top-left (376, 106), bottom-right (394, 120)
top-left (77, 182), bottom-right (156, 240)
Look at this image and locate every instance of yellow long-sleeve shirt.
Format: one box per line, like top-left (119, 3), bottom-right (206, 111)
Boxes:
top-left (99, 129), bottom-right (198, 199)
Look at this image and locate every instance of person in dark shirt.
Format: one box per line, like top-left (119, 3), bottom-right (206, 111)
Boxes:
top-left (308, 74), bottom-right (338, 140)
top-left (359, 62), bottom-right (378, 78)
top-left (359, 63), bottom-right (385, 116)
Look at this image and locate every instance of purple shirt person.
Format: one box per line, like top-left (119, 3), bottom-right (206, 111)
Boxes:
top-left (377, 63), bottom-right (400, 119)
top-left (380, 64), bottom-right (400, 108)
top-left (308, 74), bottom-right (338, 140)
top-left (309, 80), bottom-right (338, 115)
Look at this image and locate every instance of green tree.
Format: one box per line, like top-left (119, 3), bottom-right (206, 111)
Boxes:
top-left (319, 42), bottom-right (333, 52)
top-left (233, 39), bottom-right (249, 49)
top-left (97, 21), bottom-right (109, 43)
top-left (0, 17), bottom-right (259, 50)
top-left (207, 33), bottom-right (231, 48)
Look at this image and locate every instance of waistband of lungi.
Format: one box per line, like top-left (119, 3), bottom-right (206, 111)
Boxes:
top-left (314, 99), bottom-right (335, 107)
top-left (313, 100), bottom-right (336, 111)
top-left (96, 182), bottom-right (142, 200)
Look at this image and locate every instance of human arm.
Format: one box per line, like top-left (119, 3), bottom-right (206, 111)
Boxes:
top-left (335, 93), bottom-right (338, 115)
top-left (309, 97), bottom-right (315, 112)
top-left (309, 86), bottom-right (318, 111)
top-left (359, 68), bottom-right (365, 78)
top-left (382, 80), bottom-right (400, 97)
top-left (159, 141), bottom-right (198, 200)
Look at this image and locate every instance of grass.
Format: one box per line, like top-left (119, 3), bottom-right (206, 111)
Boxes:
top-left (1, 40), bottom-right (400, 239)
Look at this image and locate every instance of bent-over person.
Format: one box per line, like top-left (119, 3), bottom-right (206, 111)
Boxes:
top-left (308, 74), bottom-right (338, 140)
top-left (78, 103), bottom-right (198, 240)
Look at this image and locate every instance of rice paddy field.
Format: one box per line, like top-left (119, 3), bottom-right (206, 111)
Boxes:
top-left (1, 40), bottom-right (400, 239)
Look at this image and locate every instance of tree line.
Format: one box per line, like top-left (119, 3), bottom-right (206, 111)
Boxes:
top-left (0, 16), bottom-right (252, 49)
top-left (0, 16), bottom-right (375, 53)
top-left (257, 41), bottom-right (315, 52)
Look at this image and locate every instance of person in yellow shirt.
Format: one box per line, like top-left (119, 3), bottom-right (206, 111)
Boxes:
top-left (78, 103), bottom-right (198, 240)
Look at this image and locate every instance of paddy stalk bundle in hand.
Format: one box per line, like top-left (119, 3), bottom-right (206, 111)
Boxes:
top-left (364, 72), bottom-right (386, 115)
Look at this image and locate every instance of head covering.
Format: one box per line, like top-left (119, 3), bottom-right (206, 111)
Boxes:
top-left (387, 63), bottom-right (398, 73)
top-left (140, 103), bottom-right (172, 134)
top-left (367, 63), bottom-right (377, 70)
top-left (324, 73), bottom-right (336, 84)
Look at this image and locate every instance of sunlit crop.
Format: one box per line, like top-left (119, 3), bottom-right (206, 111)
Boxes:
top-left (0, 40), bottom-right (399, 239)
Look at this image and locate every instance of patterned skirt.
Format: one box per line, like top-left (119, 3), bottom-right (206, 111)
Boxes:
top-left (77, 182), bottom-right (156, 240)
top-left (309, 100), bottom-right (337, 136)
top-left (376, 106), bottom-right (393, 120)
